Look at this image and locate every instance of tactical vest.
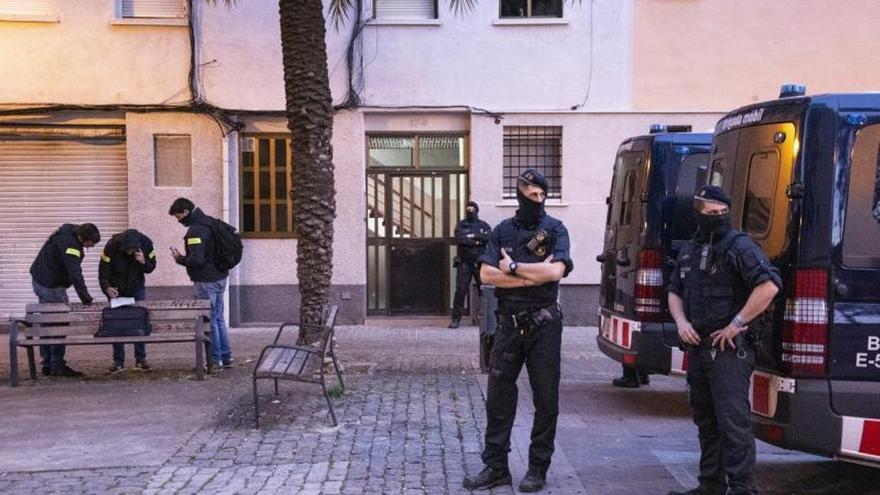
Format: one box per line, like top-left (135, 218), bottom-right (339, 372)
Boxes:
top-left (679, 229), bottom-right (749, 335)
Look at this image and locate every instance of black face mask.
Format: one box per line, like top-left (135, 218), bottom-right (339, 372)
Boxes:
top-left (178, 213), bottom-right (191, 227)
top-left (695, 212), bottom-right (731, 241)
top-left (465, 210), bottom-right (477, 221)
top-left (515, 188), bottom-right (545, 226)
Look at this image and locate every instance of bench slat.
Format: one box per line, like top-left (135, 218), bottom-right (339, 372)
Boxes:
top-left (26, 310), bottom-right (209, 325)
top-left (17, 335), bottom-right (209, 345)
top-left (24, 321), bottom-right (205, 337)
top-left (257, 348), bottom-right (287, 374)
top-left (256, 347), bottom-right (317, 378)
top-left (26, 299), bottom-right (211, 314)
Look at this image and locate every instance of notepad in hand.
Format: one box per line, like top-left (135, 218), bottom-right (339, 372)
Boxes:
top-left (110, 297), bottom-right (136, 309)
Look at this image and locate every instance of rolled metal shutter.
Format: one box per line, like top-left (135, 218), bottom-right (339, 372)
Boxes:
top-left (375, 0), bottom-right (436, 19)
top-left (0, 133), bottom-right (128, 319)
top-left (122, 0), bottom-right (186, 18)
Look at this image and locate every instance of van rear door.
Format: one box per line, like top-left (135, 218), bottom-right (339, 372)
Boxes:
top-left (599, 140), bottom-right (648, 315)
top-left (832, 118), bottom-right (880, 417)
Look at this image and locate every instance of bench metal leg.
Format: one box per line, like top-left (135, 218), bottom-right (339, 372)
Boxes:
top-left (194, 319), bottom-right (205, 381)
top-left (205, 340), bottom-right (213, 374)
top-left (9, 321), bottom-right (19, 387)
top-left (320, 373), bottom-right (338, 426)
top-left (26, 346), bottom-right (36, 381)
top-left (274, 378), bottom-right (279, 396)
top-left (253, 377), bottom-right (260, 428)
top-left (330, 351), bottom-right (344, 391)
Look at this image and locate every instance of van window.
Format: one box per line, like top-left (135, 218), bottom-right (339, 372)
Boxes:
top-left (843, 124), bottom-right (880, 268)
top-left (619, 170), bottom-right (637, 226)
top-left (670, 152), bottom-right (709, 240)
top-left (743, 150), bottom-right (780, 238)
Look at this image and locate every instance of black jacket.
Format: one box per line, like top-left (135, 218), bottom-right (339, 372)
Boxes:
top-left (455, 216), bottom-right (492, 261)
top-left (30, 224), bottom-right (93, 303)
top-left (99, 229), bottom-right (156, 298)
top-left (175, 208), bottom-right (228, 282)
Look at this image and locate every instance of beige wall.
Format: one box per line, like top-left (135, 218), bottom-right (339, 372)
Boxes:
top-left (0, 2), bottom-right (190, 105)
top-left (125, 112), bottom-right (224, 289)
top-left (633, 0), bottom-right (880, 111)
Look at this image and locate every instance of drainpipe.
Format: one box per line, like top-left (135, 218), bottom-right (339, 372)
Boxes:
top-left (223, 128), bottom-right (242, 327)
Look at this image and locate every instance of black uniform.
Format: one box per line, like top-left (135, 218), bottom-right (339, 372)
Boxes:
top-left (175, 208), bottom-right (228, 282)
top-left (451, 204), bottom-right (491, 321)
top-left (668, 228), bottom-right (781, 495)
top-left (30, 224), bottom-right (93, 304)
top-left (99, 229), bottom-right (157, 298)
top-left (477, 211), bottom-right (573, 477)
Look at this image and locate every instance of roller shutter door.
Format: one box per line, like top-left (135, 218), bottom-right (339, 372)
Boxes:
top-left (0, 134), bottom-right (128, 318)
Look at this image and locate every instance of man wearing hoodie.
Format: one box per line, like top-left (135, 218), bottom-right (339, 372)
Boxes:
top-left (99, 229), bottom-right (157, 373)
top-left (30, 223), bottom-right (100, 377)
top-left (168, 198), bottom-right (233, 369)
top-left (449, 201), bottom-right (492, 329)
top-left (464, 169), bottom-right (573, 493)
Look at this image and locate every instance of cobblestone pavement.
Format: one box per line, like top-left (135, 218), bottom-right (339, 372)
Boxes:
top-left (2, 325), bottom-right (880, 494)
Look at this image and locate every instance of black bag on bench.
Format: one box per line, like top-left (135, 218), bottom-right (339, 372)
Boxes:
top-left (95, 306), bottom-right (152, 337)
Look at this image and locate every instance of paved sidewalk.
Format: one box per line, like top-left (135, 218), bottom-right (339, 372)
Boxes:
top-left (2, 324), bottom-right (880, 494)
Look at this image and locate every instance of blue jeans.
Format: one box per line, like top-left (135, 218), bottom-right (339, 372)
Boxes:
top-left (111, 287), bottom-right (147, 364)
top-left (32, 279), bottom-right (69, 371)
top-left (195, 278), bottom-right (231, 364)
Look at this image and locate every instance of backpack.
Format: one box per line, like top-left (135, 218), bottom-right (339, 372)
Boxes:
top-left (96, 305), bottom-right (151, 337)
top-left (207, 217), bottom-right (243, 271)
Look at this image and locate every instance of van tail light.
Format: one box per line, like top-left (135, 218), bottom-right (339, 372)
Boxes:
top-left (781, 268), bottom-right (829, 377)
top-left (635, 249), bottom-right (666, 321)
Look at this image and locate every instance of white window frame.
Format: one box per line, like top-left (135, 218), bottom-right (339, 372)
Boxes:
top-left (0, 0), bottom-right (58, 23)
top-left (112, 0), bottom-right (188, 27)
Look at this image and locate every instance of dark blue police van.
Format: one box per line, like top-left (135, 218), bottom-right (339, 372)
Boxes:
top-left (710, 85), bottom-right (880, 465)
top-left (597, 126), bottom-right (712, 376)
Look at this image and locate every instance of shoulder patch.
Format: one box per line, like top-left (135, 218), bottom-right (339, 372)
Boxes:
top-left (65, 247), bottom-right (82, 258)
top-left (187, 237), bottom-right (202, 245)
top-left (100, 254), bottom-right (111, 263)
top-left (148, 250), bottom-right (157, 259)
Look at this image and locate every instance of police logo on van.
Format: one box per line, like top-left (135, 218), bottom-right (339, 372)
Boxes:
top-left (717, 108), bottom-right (765, 133)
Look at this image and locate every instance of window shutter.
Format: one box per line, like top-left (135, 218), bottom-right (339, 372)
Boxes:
top-left (0, 0), bottom-right (54, 16)
top-left (122, 0), bottom-right (186, 18)
top-left (154, 135), bottom-right (192, 187)
top-left (375, 0), bottom-right (436, 20)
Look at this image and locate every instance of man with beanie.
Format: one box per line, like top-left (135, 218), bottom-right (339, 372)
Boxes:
top-left (168, 198), bottom-right (233, 369)
top-left (667, 185), bottom-right (781, 495)
top-left (99, 229), bottom-right (157, 373)
top-left (449, 201), bottom-right (492, 329)
top-left (30, 223), bottom-right (100, 377)
top-left (464, 169), bottom-right (573, 493)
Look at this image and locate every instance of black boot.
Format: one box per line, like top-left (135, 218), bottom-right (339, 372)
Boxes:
top-left (612, 364), bottom-right (640, 388)
top-left (668, 486), bottom-right (726, 495)
top-left (448, 317), bottom-right (461, 329)
top-left (463, 466), bottom-right (511, 490)
top-left (518, 471), bottom-right (547, 493)
top-left (638, 368), bottom-right (650, 385)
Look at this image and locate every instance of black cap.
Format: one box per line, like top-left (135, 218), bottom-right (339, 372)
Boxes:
top-left (694, 185), bottom-right (731, 207)
top-left (517, 169), bottom-right (548, 193)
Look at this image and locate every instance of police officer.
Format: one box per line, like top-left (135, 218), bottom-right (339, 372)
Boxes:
top-left (100, 229), bottom-right (157, 373)
top-left (463, 169), bottom-right (573, 493)
top-left (449, 201), bottom-right (491, 329)
top-left (667, 186), bottom-right (781, 495)
top-left (30, 223), bottom-right (100, 377)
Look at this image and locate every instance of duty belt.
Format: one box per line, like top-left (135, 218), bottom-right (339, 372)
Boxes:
top-left (497, 303), bottom-right (557, 336)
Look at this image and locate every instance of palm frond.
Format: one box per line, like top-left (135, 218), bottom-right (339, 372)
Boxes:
top-left (448, 0), bottom-right (477, 15)
top-left (328, 0), bottom-right (355, 30)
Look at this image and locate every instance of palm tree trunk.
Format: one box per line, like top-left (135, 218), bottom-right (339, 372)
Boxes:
top-left (279, 0), bottom-right (336, 344)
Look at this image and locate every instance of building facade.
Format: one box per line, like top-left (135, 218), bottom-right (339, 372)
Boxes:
top-left (1, 0), bottom-right (877, 325)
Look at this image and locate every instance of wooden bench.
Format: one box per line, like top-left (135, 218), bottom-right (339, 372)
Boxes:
top-left (8, 300), bottom-right (212, 387)
top-left (252, 305), bottom-right (343, 427)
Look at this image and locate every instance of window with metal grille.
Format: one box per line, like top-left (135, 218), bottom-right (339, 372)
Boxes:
top-left (374, 0), bottom-right (437, 20)
top-left (368, 134), bottom-right (466, 169)
top-left (503, 126), bottom-right (562, 199)
top-left (121, 0), bottom-right (186, 18)
top-left (154, 135), bottom-right (191, 187)
top-left (240, 136), bottom-right (295, 238)
top-left (500, 0), bottom-right (562, 18)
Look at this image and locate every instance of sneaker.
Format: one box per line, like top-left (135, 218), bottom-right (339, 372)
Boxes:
top-left (41, 365), bottom-right (51, 377)
top-left (462, 466), bottom-right (511, 490)
top-left (668, 487), bottom-right (727, 495)
top-left (51, 365), bottom-right (84, 378)
top-left (222, 358), bottom-right (235, 369)
top-left (107, 362), bottom-right (125, 374)
top-left (612, 375), bottom-right (641, 388)
top-left (448, 318), bottom-right (461, 329)
top-left (134, 360), bottom-right (152, 372)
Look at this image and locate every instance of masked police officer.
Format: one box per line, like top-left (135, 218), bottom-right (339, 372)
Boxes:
top-left (463, 169), bottom-right (573, 493)
top-left (449, 201), bottom-right (491, 329)
top-left (667, 186), bottom-right (781, 495)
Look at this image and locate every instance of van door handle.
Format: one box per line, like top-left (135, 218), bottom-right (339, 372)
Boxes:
top-left (835, 279), bottom-right (849, 297)
top-left (596, 253), bottom-right (608, 263)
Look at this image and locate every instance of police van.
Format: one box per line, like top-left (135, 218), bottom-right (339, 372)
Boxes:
top-left (597, 126), bottom-right (712, 375)
top-left (709, 85), bottom-right (880, 465)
